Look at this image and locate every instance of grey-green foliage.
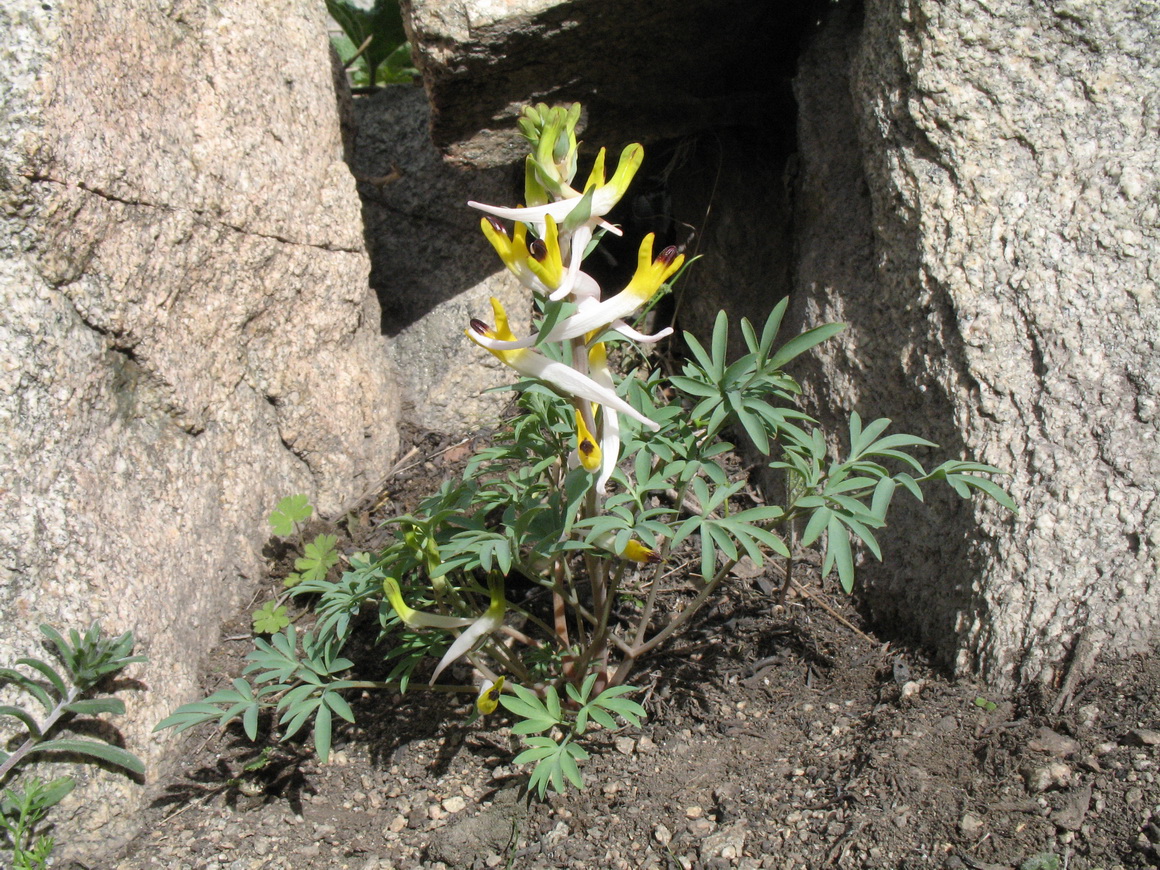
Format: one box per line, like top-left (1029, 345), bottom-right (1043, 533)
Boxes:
top-left (501, 675), bottom-right (646, 799)
top-left (671, 301), bottom-right (1016, 592)
top-left (152, 301), bottom-right (1014, 798)
top-left (155, 625), bottom-right (358, 764)
top-left (0, 624), bottom-right (146, 866)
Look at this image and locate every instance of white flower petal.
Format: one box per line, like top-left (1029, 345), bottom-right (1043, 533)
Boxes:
top-left (612, 322), bottom-right (674, 344)
top-left (514, 352), bottom-right (660, 432)
top-left (428, 611), bottom-right (503, 685)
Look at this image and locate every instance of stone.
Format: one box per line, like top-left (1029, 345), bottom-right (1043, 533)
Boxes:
top-left (425, 787), bottom-right (527, 867)
top-left (401, 0), bottom-right (823, 166)
top-left (1023, 762), bottom-right (1072, 794)
top-left (1127, 729), bottom-right (1160, 746)
top-left (441, 796), bottom-right (467, 813)
top-left (790, 0), bottom-right (1160, 689)
top-left (959, 812), bottom-right (984, 838)
top-left (1, 0), bottom-right (397, 857)
top-left (348, 85), bottom-right (531, 431)
top-left (1050, 783), bottom-right (1092, 831)
top-left (699, 821), bottom-right (747, 862)
top-left (1028, 727), bottom-right (1082, 758)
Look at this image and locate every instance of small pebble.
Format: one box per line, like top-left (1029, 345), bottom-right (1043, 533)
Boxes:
top-left (959, 812), bottom-right (984, 838)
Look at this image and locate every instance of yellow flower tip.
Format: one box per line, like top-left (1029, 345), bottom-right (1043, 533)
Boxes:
top-left (588, 341), bottom-right (608, 367)
top-left (477, 676), bottom-right (505, 715)
top-left (623, 540), bottom-right (662, 564)
top-left (611, 143), bottom-right (644, 192)
top-left (526, 214), bottom-right (564, 289)
top-left (578, 438), bottom-right (601, 471)
top-left (584, 147), bottom-right (608, 192)
top-left (626, 235), bottom-right (686, 301)
top-left (636, 233), bottom-right (656, 271)
top-left (488, 297), bottom-right (519, 342)
top-left (573, 410), bottom-right (602, 472)
top-left (382, 576), bottom-right (417, 624)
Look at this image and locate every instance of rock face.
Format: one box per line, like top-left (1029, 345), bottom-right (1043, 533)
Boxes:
top-left (1, 0), bottom-right (397, 851)
top-left (349, 85), bottom-right (530, 432)
top-left (793, 0), bottom-right (1159, 687)
top-left (401, 0), bottom-right (825, 165)
top-left (400, 0), bottom-right (1159, 690)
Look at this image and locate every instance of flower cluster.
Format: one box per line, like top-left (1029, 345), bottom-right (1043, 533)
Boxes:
top-left (465, 104), bottom-right (685, 494)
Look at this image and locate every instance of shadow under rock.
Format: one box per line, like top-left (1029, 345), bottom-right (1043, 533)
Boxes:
top-left (149, 729), bottom-right (313, 816)
top-left (347, 84), bottom-right (521, 336)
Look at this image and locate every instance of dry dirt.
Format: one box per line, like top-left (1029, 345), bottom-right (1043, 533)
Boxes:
top-left (104, 428), bottom-right (1160, 870)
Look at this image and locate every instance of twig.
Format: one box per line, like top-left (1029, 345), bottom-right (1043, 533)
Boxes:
top-left (1051, 626), bottom-right (1096, 714)
top-left (388, 437), bottom-right (472, 479)
top-left (343, 34), bottom-right (374, 70)
top-left (789, 577), bottom-right (877, 645)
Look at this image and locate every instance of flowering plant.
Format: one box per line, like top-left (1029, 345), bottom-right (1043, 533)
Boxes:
top-left (157, 104), bottom-right (1014, 797)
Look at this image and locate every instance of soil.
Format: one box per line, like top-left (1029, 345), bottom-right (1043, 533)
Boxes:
top-left (108, 427), bottom-right (1160, 870)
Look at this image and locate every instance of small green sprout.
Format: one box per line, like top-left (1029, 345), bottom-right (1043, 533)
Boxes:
top-left (251, 603), bottom-right (290, 635)
top-left (292, 534), bottom-right (339, 585)
top-left (268, 494), bottom-right (312, 539)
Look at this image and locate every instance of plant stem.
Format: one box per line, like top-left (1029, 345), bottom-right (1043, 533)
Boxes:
top-left (610, 554), bottom-right (740, 687)
top-left (0, 687), bottom-right (81, 784)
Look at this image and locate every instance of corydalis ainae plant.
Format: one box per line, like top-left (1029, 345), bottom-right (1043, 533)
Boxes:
top-left (155, 103), bottom-right (1014, 799)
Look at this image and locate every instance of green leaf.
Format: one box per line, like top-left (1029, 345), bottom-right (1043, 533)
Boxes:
top-left (0, 704), bottom-right (41, 736)
top-left (800, 506), bottom-right (833, 547)
top-left (62, 697), bottom-right (125, 717)
top-left (682, 331), bottom-right (714, 379)
top-left (668, 375), bottom-right (718, 398)
top-left (709, 310), bottom-right (729, 380)
top-left (500, 686), bottom-right (552, 723)
top-left (269, 494), bottom-right (313, 537)
top-left (16, 657), bottom-right (68, 698)
top-left (154, 702), bottom-right (229, 734)
top-left (586, 707), bottom-right (617, 730)
top-left (38, 776), bottom-right (76, 809)
top-left (28, 738), bottom-right (145, 776)
top-left (544, 686), bottom-right (562, 721)
top-left (511, 716), bottom-right (559, 736)
top-left (252, 602), bottom-right (291, 635)
top-left (296, 533), bottom-right (340, 582)
top-left (758, 298), bottom-right (789, 357)
top-left (324, 692), bottom-right (356, 724)
top-left (842, 516), bottom-right (882, 561)
top-left (513, 736), bottom-right (559, 764)
top-left (243, 703), bottom-right (260, 741)
top-left (0, 668), bottom-right (53, 713)
top-left (768, 322), bottom-right (846, 370)
top-left (871, 477), bottom-right (897, 521)
top-left (825, 516), bottom-right (855, 593)
top-left (314, 703), bottom-right (333, 763)
top-left (558, 747), bottom-right (584, 790)
top-left (735, 404), bottom-right (770, 455)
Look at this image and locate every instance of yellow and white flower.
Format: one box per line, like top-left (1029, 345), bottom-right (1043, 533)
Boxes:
top-left (466, 298), bottom-right (660, 433)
